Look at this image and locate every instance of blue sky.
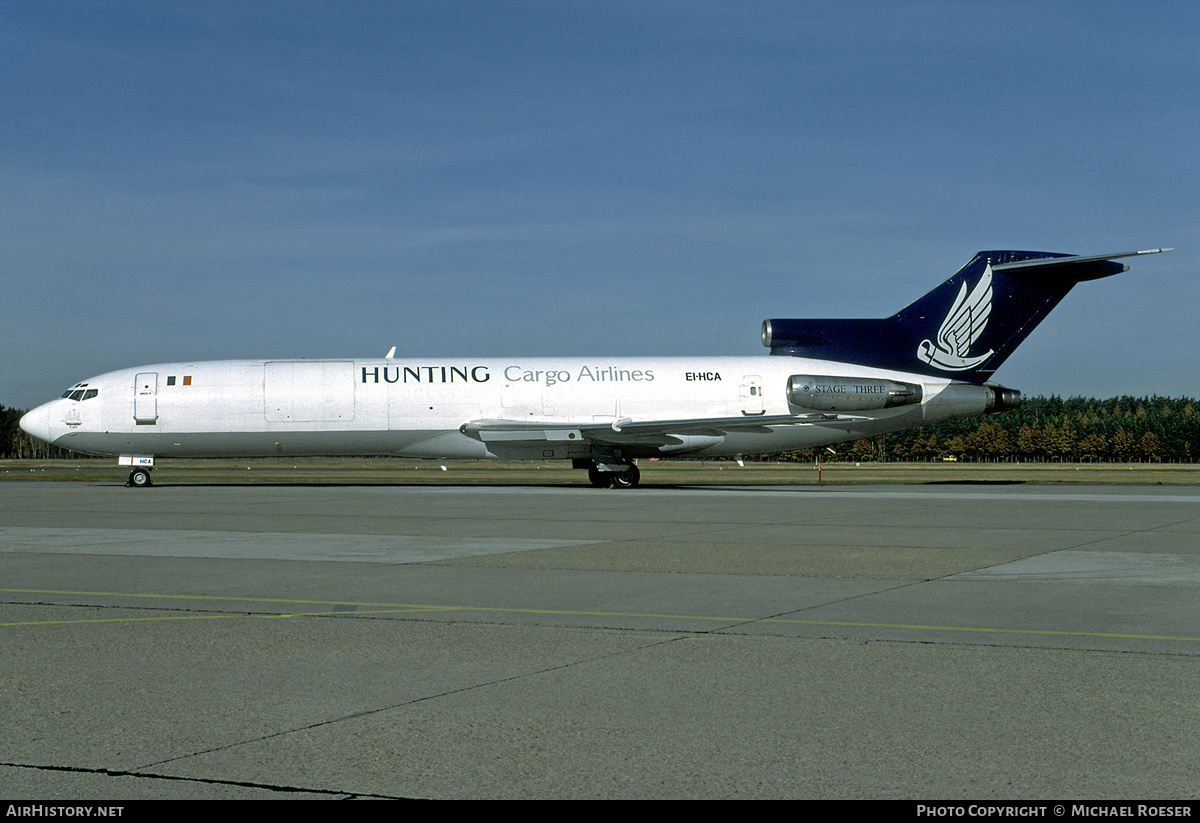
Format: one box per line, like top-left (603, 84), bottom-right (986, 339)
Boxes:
top-left (3, 2), bottom-right (1197, 410)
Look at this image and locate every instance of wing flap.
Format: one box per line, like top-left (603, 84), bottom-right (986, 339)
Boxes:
top-left (460, 413), bottom-right (866, 445)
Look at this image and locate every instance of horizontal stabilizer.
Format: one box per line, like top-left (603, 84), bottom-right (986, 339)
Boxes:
top-left (992, 248), bottom-right (1173, 274)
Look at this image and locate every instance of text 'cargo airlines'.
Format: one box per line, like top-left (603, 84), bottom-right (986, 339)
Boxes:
top-left (20, 248), bottom-right (1171, 487)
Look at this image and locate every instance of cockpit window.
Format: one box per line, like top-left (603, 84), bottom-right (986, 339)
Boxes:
top-left (62, 384), bottom-right (98, 401)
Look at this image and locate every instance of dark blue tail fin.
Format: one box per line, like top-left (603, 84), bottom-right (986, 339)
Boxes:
top-left (762, 249), bottom-right (1169, 382)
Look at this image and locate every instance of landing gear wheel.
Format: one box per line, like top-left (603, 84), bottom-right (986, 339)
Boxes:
top-left (610, 465), bottom-right (640, 489)
top-left (588, 466), bottom-right (612, 488)
top-left (129, 469), bottom-right (152, 488)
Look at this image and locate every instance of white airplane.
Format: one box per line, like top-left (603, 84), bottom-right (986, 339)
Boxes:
top-left (20, 248), bottom-right (1171, 488)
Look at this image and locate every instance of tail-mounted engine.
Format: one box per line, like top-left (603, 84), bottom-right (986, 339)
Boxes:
top-left (983, 382), bottom-right (1022, 414)
top-left (786, 375), bottom-right (923, 412)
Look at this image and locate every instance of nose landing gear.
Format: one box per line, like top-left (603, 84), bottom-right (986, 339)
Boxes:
top-left (128, 469), bottom-right (153, 487)
top-left (120, 455), bottom-right (156, 488)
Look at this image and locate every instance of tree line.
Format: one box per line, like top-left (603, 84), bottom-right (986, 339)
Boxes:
top-left (5, 395), bottom-right (1200, 462)
top-left (779, 395), bottom-right (1200, 463)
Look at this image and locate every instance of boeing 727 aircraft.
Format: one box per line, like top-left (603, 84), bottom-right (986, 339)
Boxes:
top-left (20, 248), bottom-right (1171, 487)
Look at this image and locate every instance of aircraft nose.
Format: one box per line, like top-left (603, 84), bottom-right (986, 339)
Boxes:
top-left (19, 403), bottom-right (54, 445)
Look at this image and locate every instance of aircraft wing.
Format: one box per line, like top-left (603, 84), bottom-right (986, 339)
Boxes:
top-left (460, 413), bottom-right (869, 446)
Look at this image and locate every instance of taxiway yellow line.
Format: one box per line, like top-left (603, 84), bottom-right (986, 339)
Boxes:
top-left (3, 587), bottom-right (1199, 643)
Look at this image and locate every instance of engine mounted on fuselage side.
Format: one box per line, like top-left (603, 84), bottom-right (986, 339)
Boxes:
top-left (786, 375), bottom-right (923, 411)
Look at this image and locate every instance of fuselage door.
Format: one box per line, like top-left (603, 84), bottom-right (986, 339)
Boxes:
top-left (134, 372), bottom-right (158, 424)
top-left (741, 374), bottom-right (764, 416)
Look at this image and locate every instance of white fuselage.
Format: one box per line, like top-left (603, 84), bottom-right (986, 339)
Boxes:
top-left (23, 356), bottom-right (990, 462)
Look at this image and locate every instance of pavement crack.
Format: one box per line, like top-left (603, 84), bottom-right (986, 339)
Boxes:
top-left (136, 635), bottom-right (682, 772)
top-left (711, 578), bottom-right (927, 633)
top-left (0, 760), bottom-right (415, 799)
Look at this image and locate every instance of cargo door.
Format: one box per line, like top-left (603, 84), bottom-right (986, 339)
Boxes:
top-left (265, 361), bottom-right (355, 422)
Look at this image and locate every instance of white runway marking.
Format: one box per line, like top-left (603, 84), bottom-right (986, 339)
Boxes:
top-left (953, 550), bottom-right (1200, 585)
top-left (0, 527), bottom-right (598, 563)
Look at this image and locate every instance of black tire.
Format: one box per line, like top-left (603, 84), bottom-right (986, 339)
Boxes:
top-left (610, 465), bottom-right (640, 489)
top-left (129, 469), bottom-right (152, 488)
top-left (588, 466), bottom-right (612, 488)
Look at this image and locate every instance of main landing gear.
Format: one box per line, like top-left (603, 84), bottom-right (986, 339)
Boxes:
top-left (586, 463), bottom-right (641, 489)
top-left (127, 468), bottom-right (153, 488)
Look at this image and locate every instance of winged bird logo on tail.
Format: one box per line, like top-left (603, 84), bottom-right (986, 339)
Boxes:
top-left (916, 265), bottom-right (996, 371)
